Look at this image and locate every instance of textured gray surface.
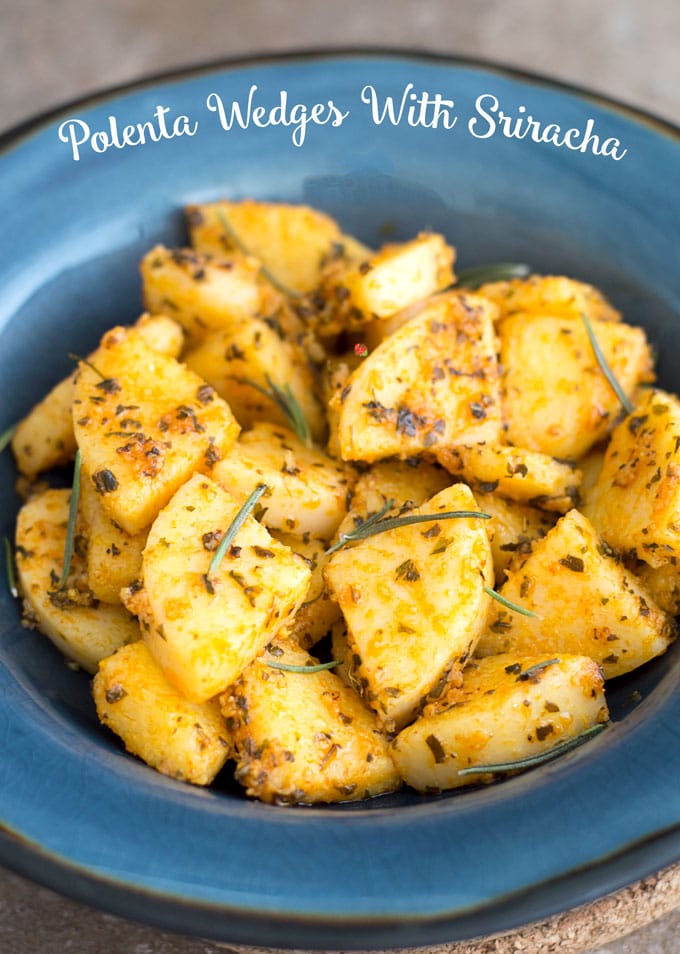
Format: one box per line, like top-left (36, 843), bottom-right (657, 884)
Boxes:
top-left (1, 0), bottom-right (680, 132)
top-left (1, 1), bottom-right (679, 952)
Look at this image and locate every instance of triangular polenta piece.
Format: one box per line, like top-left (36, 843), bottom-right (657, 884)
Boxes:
top-left (436, 443), bottom-right (581, 512)
top-left (141, 245), bottom-right (264, 337)
top-left (183, 320), bottom-right (326, 440)
top-left (325, 483), bottom-right (494, 732)
top-left (11, 313), bottom-right (183, 479)
top-left (392, 653), bottom-right (608, 792)
top-left (477, 274), bottom-right (622, 324)
top-left (133, 474), bottom-right (311, 702)
top-left (73, 326), bottom-right (240, 535)
top-left (499, 313), bottom-right (652, 459)
top-left (94, 641), bottom-right (231, 786)
top-left (319, 233), bottom-right (454, 330)
top-left (333, 291), bottom-right (501, 462)
top-left (477, 509), bottom-right (675, 677)
top-left (221, 635), bottom-right (400, 804)
top-left (585, 389), bottom-right (680, 567)
top-left (213, 422), bottom-right (355, 540)
top-left (186, 199), bottom-right (347, 295)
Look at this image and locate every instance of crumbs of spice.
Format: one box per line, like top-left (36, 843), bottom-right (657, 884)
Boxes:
top-left (92, 469), bottom-right (118, 494)
top-left (105, 684), bottom-right (127, 703)
top-left (395, 559), bottom-right (420, 582)
top-left (425, 734), bottom-right (446, 764)
top-left (559, 554), bottom-right (585, 572)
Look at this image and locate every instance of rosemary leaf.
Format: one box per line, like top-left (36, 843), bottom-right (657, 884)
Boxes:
top-left (264, 374), bottom-right (312, 446)
top-left (205, 483), bottom-right (268, 589)
top-left (353, 498), bottom-right (395, 526)
top-left (484, 585), bottom-right (538, 618)
top-left (457, 723), bottom-right (607, 776)
top-left (4, 536), bottom-right (18, 598)
top-left (580, 312), bottom-right (634, 415)
top-left (327, 506), bottom-right (491, 555)
top-left (515, 658), bottom-right (560, 680)
top-left (59, 449), bottom-right (82, 589)
top-left (456, 262), bottom-right (531, 289)
top-left (216, 211), bottom-right (301, 298)
top-left (234, 374), bottom-right (312, 446)
top-left (0, 424), bottom-right (16, 454)
top-left (266, 659), bottom-right (340, 674)
top-left (68, 353), bottom-right (106, 380)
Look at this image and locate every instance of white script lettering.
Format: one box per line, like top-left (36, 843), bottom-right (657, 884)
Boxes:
top-left (468, 94), bottom-right (627, 159)
top-left (58, 105), bottom-right (198, 161)
top-left (360, 84), bottom-right (458, 129)
top-left (205, 86), bottom-right (349, 147)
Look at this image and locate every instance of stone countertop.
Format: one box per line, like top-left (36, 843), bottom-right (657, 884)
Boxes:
top-left (1, 2), bottom-right (679, 952)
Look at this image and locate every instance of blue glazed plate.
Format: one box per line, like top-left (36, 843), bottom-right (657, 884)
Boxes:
top-left (1, 51), bottom-right (679, 949)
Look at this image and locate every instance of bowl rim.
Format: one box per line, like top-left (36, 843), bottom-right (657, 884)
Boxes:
top-left (1, 45), bottom-right (678, 150)
top-left (1, 47), bottom-right (680, 950)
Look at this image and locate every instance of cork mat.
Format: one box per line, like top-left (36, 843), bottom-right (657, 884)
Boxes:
top-left (225, 861), bottom-right (680, 954)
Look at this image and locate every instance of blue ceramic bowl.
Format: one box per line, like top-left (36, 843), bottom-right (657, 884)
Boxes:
top-left (1, 51), bottom-right (679, 949)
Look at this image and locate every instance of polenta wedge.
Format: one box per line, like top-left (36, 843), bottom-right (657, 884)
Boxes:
top-left (314, 233), bottom-right (455, 335)
top-left (633, 560), bottom-right (680, 615)
top-left (334, 457), bottom-right (452, 544)
top-left (473, 491), bottom-right (555, 584)
top-left (334, 291), bottom-right (501, 462)
top-left (11, 313), bottom-right (184, 478)
top-left (325, 483), bottom-right (494, 732)
top-left (72, 326), bottom-right (240, 535)
top-left (213, 422), bottom-right (356, 540)
top-left (270, 533), bottom-right (341, 648)
top-left (499, 313), bottom-right (653, 459)
top-left (183, 319), bottom-right (326, 441)
top-left (392, 653), bottom-right (608, 791)
top-left (141, 245), bottom-right (264, 338)
top-left (584, 389), bottom-right (680, 567)
top-left (78, 465), bottom-right (146, 604)
top-left (221, 635), bottom-right (400, 804)
top-left (477, 509), bottom-right (675, 677)
top-left (186, 199), bottom-right (353, 295)
top-left (15, 489), bottom-right (139, 672)
top-left (94, 641), bottom-right (231, 785)
top-left (436, 443), bottom-right (581, 513)
top-left (129, 474), bottom-right (311, 702)
top-left (476, 274), bottom-right (622, 324)
top-left (11, 374), bottom-right (77, 478)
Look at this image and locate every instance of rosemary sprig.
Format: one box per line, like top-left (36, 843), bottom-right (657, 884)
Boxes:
top-left (484, 585), bottom-right (538, 618)
top-left (216, 211), bottom-right (301, 298)
top-left (204, 483), bottom-right (268, 591)
top-left (457, 723), bottom-right (607, 776)
top-left (59, 449), bottom-right (82, 589)
top-left (68, 353), bottom-right (106, 380)
top-left (236, 374), bottom-right (312, 446)
top-left (4, 536), bottom-right (18, 598)
top-left (0, 424), bottom-right (16, 454)
top-left (515, 657), bottom-right (560, 680)
top-left (326, 504), bottom-right (491, 555)
top-left (264, 374), bottom-right (312, 446)
top-left (266, 660), bottom-right (340, 674)
top-left (456, 262), bottom-right (531, 289)
top-left (327, 498), bottom-right (394, 554)
top-left (580, 312), bottom-right (634, 415)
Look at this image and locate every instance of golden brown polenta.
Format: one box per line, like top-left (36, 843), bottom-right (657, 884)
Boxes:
top-left (11, 200), bottom-right (672, 805)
